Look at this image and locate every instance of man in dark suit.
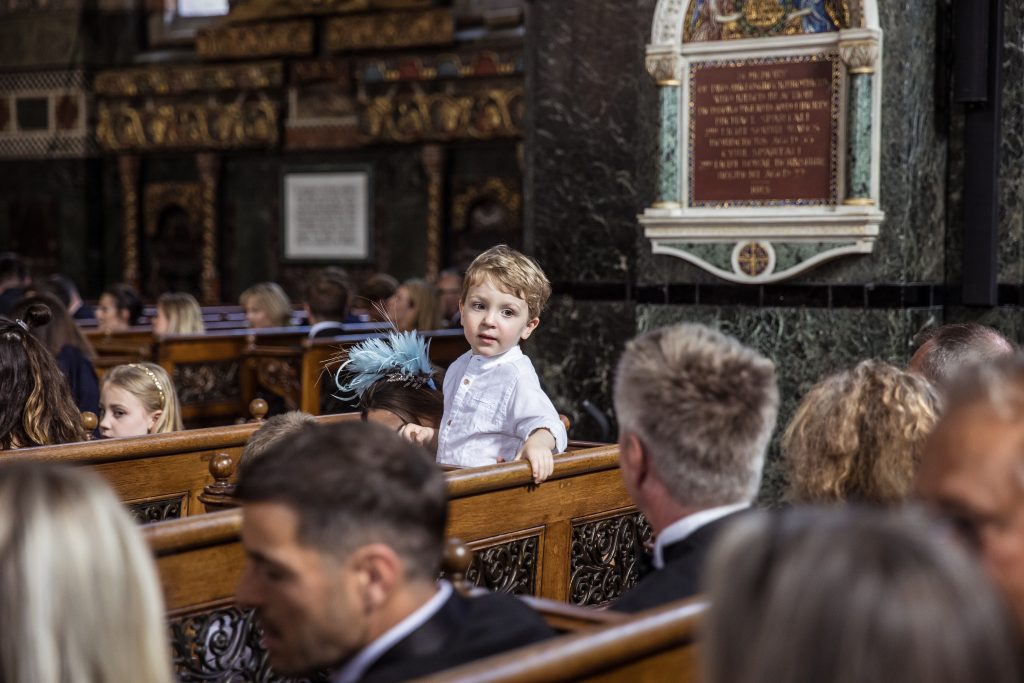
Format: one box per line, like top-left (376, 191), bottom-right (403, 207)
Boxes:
top-left (305, 268), bottom-right (354, 339)
top-left (611, 323), bottom-right (779, 613)
top-left (234, 421), bottom-right (553, 682)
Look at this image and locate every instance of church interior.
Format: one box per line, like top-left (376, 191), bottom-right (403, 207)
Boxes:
top-left (2, 0), bottom-right (1024, 680)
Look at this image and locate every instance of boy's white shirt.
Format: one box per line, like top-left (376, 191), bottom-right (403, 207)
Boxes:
top-left (436, 345), bottom-right (568, 468)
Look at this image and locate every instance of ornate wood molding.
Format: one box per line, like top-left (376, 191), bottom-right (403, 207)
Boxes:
top-left (96, 101), bottom-right (279, 152)
top-left (464, 535), bottom-right (539, 595)
top-left (570, 511), bottom-right (653, 607)
top-left (358, 87), bottom-right (522, 144)
top-left (196, 153), bottom-right (221, 305)
top-left (127, 495), bottom-right (184, 524)
top-left (324, 9), bottom-right (454, 52)
top-left (422, 143), bottom-right (445, 280)
top-left (451, 177), bottom-right (521, 234)
top-left (94, 62), bottom-right (283, 97)
top-left (355, 48), bottom-right (523, 84)
top-left (196, 20), bottom-right (314, 61)
top-left (173, 361), bottom-right (240, 406)
top-left (117, 154), bottom-right (140, 289)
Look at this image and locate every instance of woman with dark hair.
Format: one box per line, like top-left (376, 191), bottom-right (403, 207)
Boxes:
top-left (0, 304), bottom-right (86, 449)
top-left (95, 283), bottom-right (143, 333)
top-left (11, 293), bottom-right (99, 415)
top-left (334, 330), bottom-right (444, 432)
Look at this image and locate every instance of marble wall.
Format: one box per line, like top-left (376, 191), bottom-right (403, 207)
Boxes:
top-left (525, 0), bottom-right (1024, 501)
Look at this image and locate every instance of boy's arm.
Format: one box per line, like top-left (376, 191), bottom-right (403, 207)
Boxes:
top-left (514, 428), bottom-right (556, 483)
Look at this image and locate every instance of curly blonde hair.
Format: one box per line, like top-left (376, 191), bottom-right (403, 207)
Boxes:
top-left (783, 360), bottom-right (940, 505)
top-left (462, 245), bottom-right (551, 320)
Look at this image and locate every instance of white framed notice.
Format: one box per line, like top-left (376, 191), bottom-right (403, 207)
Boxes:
top-left (282, 166), bottom-right (373, 262)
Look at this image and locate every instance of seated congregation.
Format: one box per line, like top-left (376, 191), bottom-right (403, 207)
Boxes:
top-left (2, 243), bottom-right (1024, 682)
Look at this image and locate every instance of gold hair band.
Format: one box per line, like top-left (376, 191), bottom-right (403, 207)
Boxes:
top-left (128, 363), bottom-right (165, 405)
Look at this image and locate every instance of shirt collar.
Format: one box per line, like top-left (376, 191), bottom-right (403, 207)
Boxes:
top-left (332, 581), bottom-right (454, 683)
top-left (468, 344), bottom-right (523, 371)
top-left (309, 320), bottom-right (343, 337)
top-left (652, 502), bottom-right (750, 570)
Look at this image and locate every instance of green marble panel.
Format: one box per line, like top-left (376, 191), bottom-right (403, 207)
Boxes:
top-left (845, 73), bottom-right (873, 200)
top-left (772, 242), bottom-right (858, 271)
top-left (658, 85), bottom-right (680, 205)
top-left (636, 304), bottom-right (938, 504)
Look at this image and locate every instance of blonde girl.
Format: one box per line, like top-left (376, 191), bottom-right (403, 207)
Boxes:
top-left (240, 282), bottom-right (292, 328)
top-left (0, 461), bottom-right (174, 683)
top-left (386, 278), bottom-right (441, 332)
top-left (99, 362), bottom-right (183, 437)
top-left (153, 292), bottom-right (205, 336)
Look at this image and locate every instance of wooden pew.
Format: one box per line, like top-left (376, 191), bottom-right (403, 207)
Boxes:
top-left (154, 326), bottom-right (311, 425)
top-left (7, 413), bottom-right (359, 523)
top-left (299, 328), bottom-right (471, 415)
top-left (146, 446), bottom-right (645, 680)
top-left (412, 598), bottom-right (707, 683)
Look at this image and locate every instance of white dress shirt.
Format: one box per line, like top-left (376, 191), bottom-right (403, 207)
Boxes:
top-left (652, 502), bottom-right (750, 569)
top-left (436, 346), bottom-right (568, 468)
top-left (331, 581), bottom-right (454, 683)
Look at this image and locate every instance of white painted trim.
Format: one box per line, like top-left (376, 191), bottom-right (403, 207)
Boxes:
top-left (651, 239), bottom-right (874, 284)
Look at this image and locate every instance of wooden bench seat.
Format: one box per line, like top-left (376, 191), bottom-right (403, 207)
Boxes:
top-left (7, 413), bottom-right (359, 523)
top-left (412, 597), bottom-right (707, 683)
top-left (145, 445), bottom-right (646, 681)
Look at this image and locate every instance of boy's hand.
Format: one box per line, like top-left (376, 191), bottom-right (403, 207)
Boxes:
top-left (514, 428), bottom-right (556, 483)
top-left (400, 424), bottom-right (437, 452)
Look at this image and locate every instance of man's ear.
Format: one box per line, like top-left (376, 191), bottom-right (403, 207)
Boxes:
top-left (351, 543), bottom-right (402, 611)
top-left (520, 317), bottom-right (540, 341)
top-left (619, 431), bottom-right (649, 489)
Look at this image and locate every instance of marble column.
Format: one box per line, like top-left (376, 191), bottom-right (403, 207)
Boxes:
top-left (840, 40), bottom-right (880, 205)
top-left (646, 53), bottom-right (682, 208)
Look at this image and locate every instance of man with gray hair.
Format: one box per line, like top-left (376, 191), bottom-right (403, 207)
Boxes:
top-left (611, 323), bottom-right (779, 612)
top-left (908, 323), bottom-right (1014, 393)
top-left (917, 354), bottom-right (1024, 632)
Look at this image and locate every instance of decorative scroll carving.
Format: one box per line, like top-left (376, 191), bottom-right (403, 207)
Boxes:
top-left (451, 177), bottom-right (521, 234)
top-left (645, 53), bottom-right (681, 84)
top-left (356, 49), bottom-right (522, 84)
top-left (838, 39), bottom-right (879, 73)
top-left (196, 21), bottom-right (314, 61)
top-left (358, 87), bottom-right (522, 144)
top-left (94, 62), bottom-right (283, 97)
top-left (290, 59), bottom-right (352, 86)
top-left (171, 606), bottom-right (330, 683)
top-left (225, 0), bottom-right (429, 23)
top-left (325, 9), bottom-right (454, 52)
top-left (464, 536), bottom-right (538, 595)
top-left (174, 361), bottom-right (239, 406)
top-left (196, 153), bottom-right (221, 305)
top-left (117, 155), bottom-right (140, 289)
top-left (255, 357), bottom-right (302, 410)
top-left (96, 101), bottom-right (279, 152)
top-left (128, 495), bottom-right (184, 524)
top-left (570, 511), bottom-right (653, 607)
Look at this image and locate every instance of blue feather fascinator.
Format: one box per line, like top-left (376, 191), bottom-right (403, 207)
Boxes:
top-left (333, 330), bottom-right (436, 402)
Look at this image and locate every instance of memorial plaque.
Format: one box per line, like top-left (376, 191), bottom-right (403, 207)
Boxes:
top-left (689, 54), bottom-right (839, 206)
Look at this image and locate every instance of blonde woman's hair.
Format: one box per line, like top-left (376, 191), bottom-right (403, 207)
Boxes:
top-left (240, 282), bottom-right (292, 328)
top-left (401, 278), bottom-right (442, 331)
top-left (156, 292), bottom-right (205, 335)
top-left (782, 359), bottom-right (941, 505)
top-left (0, 462), bottom-right (174, 683)
top-left (103, 362), bottom-right (183, 433)
top-left (462, 245), bottom-right (552, 319)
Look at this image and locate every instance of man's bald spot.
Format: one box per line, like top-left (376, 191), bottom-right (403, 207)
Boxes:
top-left (909, 324), bottom-right (1014, 390)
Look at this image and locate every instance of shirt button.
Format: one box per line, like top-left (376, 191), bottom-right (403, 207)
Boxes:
top-left (463, 379), bottom-right (470, 385)
top-left (447, 419), bottom-right (453, 426)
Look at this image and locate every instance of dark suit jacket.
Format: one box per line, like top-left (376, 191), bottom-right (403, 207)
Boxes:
top-left (612, 511), bottom-right (744, 613)
top-left (310, 321), bottom-right (348, 339)
top-left (359, 591), bottom-right (555, 683)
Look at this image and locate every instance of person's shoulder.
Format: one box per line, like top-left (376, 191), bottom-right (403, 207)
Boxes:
top-left (612, 561), bottom-right (702, 613)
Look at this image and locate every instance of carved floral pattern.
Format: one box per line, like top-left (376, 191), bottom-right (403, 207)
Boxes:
top-left (465, 536), bottom-right (538, 595)
top-left (94, 63), bottom-right (283, 97)
top-left (196, 21), bottom-right (314, 61)
top-left (96, 101), bottom-right (279, 152)
top-left (324, 9), bottom-right (453, 52)
top-left (174, 361), bottom-right (240, 406)
top-left (127, 496), bottom-right (184, 524)
top-left (171, 606), bottom-right (329, 682)
top-left (569, 512), bottom-right (653, 607)
top-left (357, 88), bottom-right (522, 144)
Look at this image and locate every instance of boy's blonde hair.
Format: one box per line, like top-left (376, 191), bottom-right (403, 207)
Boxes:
top-left (156, 292), bottom-right (205, 335)
top-left (461, 245), bottom-right (552, 320)
top-left (103, 362), bottom-right (183, 433)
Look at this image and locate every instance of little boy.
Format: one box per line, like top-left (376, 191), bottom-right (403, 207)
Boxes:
top-left (404, 245), bottom-right (567, 482)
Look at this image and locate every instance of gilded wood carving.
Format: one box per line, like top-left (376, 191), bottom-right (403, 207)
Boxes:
top-left (324, 9), bottom-right (454, 52)
top-left (196, 20), bottom-right (314, 60)
top-left (96, 101), bottom-right (279, 152)
top-left (94, 62), bottom-right (283, 97)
